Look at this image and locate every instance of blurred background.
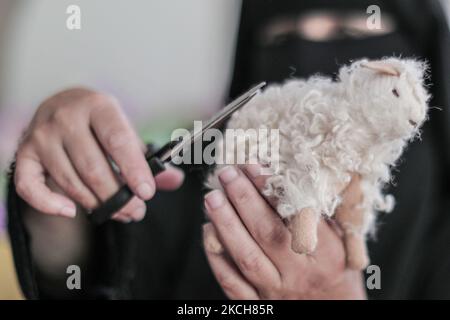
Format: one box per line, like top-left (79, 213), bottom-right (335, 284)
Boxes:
top-left (1, 0), bottom-right (449, 300)
top-left (0, 0), bottom-right (241, 299)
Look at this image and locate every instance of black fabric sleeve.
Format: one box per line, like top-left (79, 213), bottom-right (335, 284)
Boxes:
top-left (6, 161), bottom-right (39, 299)
top-left (6, 160), bottom-right (138, 300)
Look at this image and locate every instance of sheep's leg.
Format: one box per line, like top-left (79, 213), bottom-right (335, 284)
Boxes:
top-left (335, 174), bottom-right (369, 270)
top-left (288, 208), bottom-right (320, 254)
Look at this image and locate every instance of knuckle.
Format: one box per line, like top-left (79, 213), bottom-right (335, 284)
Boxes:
top-left (238, 251), bottom-right (262, 274)
top-left (15, 145), bottom-right (33, 160)
top-left (88, 92), bottom-right (119, 110)
top-left (106, 129), bottom-right (133, 153)
top-left (49, 107), bottom-right (73, 128)
top-left (218, 215), bottom-right (236, 233)
top-left (258, 223), bottom-right (288, 247)
top-left (260, 286), bottom-right (282, 300)
top-left (29, 125), bottom-right (52, 146)
top-left (229, 181), bottom-right (253, 206)
top-left (15, 178), bottom-right (31, 199)
top-left (60, 177), bottom-right (94, 208)
top-left (83, 162), bottom-right (107, 187)
top-left (217, 273), bottom-right (238, 295)
top-left (120, 163), bottom-right (144, 184)
top-left (305, 272), bottom-right (327, 291)
top-left (83, 198), bottom-right (98, 210)
top-left (61, 177), bottom-right (80, 197)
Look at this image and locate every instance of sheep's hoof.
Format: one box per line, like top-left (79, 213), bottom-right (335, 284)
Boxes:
top-left (291, 234), bottom-right (317, 254)
top-left (289, 210), bottom-right (319, 254)
top-left (344, 233), bottom-right (369, 270)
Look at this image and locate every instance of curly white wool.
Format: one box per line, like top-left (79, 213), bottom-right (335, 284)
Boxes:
top-left (208, 58), bottom-right (430, 236)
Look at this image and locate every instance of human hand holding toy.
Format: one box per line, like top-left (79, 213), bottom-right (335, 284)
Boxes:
top-left (203, 164), bottom-right (367, 299)
top-left (208, 58), bottom-right (430, 270)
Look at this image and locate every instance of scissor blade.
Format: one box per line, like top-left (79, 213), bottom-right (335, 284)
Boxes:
top-left (199, 82), bottom-right (266, 133)
top-left (160, 82), bottom-right (266, 162)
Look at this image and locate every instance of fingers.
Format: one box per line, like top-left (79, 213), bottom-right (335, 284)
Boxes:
top-left (111, 196), bottom-right (147, 222)
top-left (204, 189), bottom-right (281, 293)
top-left (62, 127), bottom-right (146, 222)
top-left (154, 165), bottom-right (185, 190)
top-left (334, 173), bottom-right (368, 270)
top-left (312, 219), bottom-right (347, 271)
top-left (217, 166), bottom-right (290, 257)
top-left (238, 164), bottom-right (339, 272)
top-left (203, 223), bottom-right (259, 300)
top-left (15, 152), bottom-right (77, 218)
top-left (15, 90), bottom-right (155, 223)
top-left (240, 164), bottom-right (278, 208)
top-left (63, 126), bottom-right (120, 201)
top-left (334, 173), bottom-right (364, 227)
top-left (341, 233), bottom-right (369, 270)
top-left (37, 141), bottom-right (99, 210)
top-left (109, 164), bottom-right (184, 222)
top-left (90, 101), bottom-right (155, 201)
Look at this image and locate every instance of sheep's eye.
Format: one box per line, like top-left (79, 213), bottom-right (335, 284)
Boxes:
top-left (392, 88), bottom-right (400, 97)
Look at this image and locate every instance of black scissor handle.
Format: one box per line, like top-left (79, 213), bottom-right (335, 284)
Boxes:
top-left (88, 144), bottom-right (166, 225)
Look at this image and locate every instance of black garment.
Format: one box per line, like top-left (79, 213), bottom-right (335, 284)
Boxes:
top-left (7, 0), bottom-right (450, 299)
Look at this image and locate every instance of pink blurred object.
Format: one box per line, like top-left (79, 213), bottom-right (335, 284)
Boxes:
top-left (0, 201), bottom-right (5, 233)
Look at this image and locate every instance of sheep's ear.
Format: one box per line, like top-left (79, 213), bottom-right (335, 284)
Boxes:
top-left (360, 61), bottom-right (400, 76)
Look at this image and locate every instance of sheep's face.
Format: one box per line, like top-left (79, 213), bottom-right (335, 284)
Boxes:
top-left (341, 58), bottom-right (429, 141)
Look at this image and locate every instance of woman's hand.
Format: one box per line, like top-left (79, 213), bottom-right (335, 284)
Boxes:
top-left (202, 165), bottom-right (367, 299)
top-left (15, 88), bottom-right (184, 222)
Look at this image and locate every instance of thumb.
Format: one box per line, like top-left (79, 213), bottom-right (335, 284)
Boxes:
top-left (154, 164), bottom-right (185, 190)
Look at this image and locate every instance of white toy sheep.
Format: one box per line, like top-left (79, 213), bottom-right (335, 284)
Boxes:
top-left (207, 57), bottom-right (430, 270)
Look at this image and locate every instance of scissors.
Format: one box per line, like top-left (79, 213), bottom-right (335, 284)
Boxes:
top-left (89, 82), bottom-right (266, 224)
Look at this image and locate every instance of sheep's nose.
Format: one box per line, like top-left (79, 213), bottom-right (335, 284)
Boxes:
top-left (409, 120), bottom-right (417, 126)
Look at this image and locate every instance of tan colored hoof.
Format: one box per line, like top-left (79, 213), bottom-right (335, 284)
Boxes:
top-left (289, 208), bottom-right (319, 254)
top-left (344, 233), bottom-right (369, 270)
top-left (291, 233), bottom-right (317, 254)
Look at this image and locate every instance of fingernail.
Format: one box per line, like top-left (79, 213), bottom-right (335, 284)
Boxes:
top-left (134, 206), bottom-right (147, 221)
top-left (120, 216), bottom-right (132, 223)
top-left (205, 190), bottom-right (224, 210)
top-left (137, 182), bottom-right (153, 200)
top-left (60, 206), bottom-right (76, 218)
top-left (244, 164), bottom-right (262, 178)
top-left (218, 166), bottom-right (239, 184)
